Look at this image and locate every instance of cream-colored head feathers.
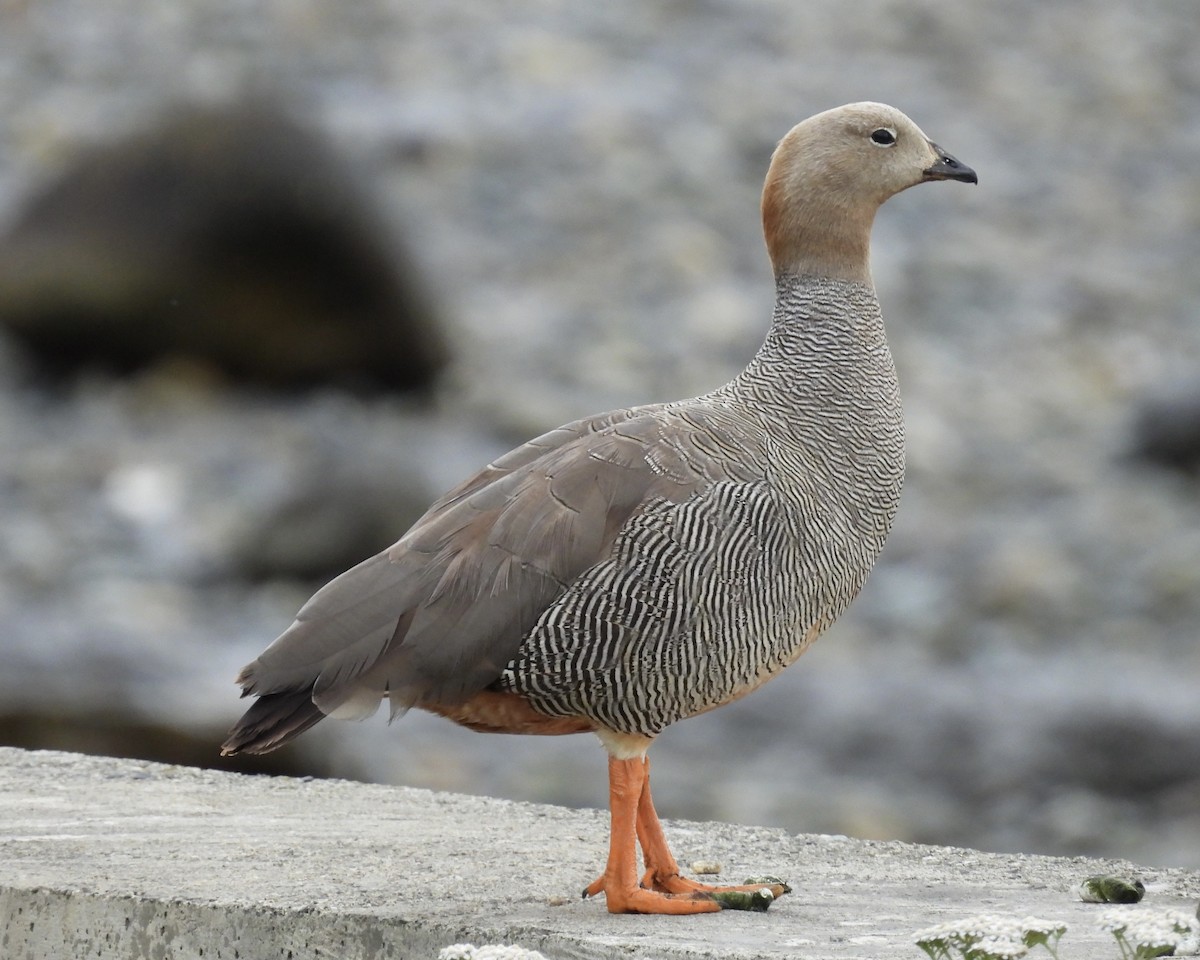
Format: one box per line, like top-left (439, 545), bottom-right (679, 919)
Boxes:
top-left (762, 102), bottom-right (976, 283)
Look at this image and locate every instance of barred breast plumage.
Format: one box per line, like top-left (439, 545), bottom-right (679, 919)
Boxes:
top-left (222, 102), bottom-right (976, 915)
top-left (502, 276), bottom-right (904, 735)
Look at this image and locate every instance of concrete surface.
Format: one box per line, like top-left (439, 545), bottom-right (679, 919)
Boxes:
top-left (1, 747), bottom-right (1198, 960)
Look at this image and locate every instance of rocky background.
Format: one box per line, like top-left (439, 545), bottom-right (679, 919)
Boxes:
top-left (1, 0), bottom-right (1199, 870)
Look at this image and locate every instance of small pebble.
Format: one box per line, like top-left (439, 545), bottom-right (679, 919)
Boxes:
top-left (1079, 875), bottom-right (1146, 904)
top-left (690, 860), bottom-right (722, 875)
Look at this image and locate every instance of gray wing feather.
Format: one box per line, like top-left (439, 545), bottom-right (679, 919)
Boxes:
top-left (232, 404), bottom-right (726, 719)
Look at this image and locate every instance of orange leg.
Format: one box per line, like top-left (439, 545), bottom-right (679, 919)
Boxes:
top-left (636, 760), bottom-right (789, 900)
top-left (584, 756), bottom-right (720, 914)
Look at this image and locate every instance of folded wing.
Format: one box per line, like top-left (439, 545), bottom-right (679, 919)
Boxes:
top-left (223, 403), bottom-right (743, 752)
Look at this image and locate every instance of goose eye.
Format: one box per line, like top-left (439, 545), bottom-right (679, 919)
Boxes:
top-left (870, 128), bottom-right (897, 146)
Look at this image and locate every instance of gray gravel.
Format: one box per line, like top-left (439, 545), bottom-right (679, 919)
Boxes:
top-left (2, 0), bottom-right (1200, 871)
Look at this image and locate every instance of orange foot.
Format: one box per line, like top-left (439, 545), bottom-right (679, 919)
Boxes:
top-left (583, 868), bottom-right (780, 914)
top-left (584, 871), bottom-right (720, 915)
top-left (643, 869), bottom-right (791, 900)
top-left (583, 754), bottom-right (788, 914)
top-left (634, 758), bottom-right (789, 907)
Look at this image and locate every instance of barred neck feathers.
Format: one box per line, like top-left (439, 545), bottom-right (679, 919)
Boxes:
top-left (724, 273), bottom-right (895, 427)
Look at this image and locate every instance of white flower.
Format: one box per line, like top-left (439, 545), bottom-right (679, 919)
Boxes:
top-left (438, 945), bottom-right (550, 960)
top-left (916, 913), bottom-right (1071, 959)
top-left (1098, 907), bottom-right (1200, 957)
top-left (965, 936), bottom-right (1028, 959)
top-left (1020, 916), bottom-right (1066, 935)
top-left (1098, 908), bottom-right (1131, 934)
top-left (916, 915), bottom-right (1042, 958)
top-left (936, 914), bottom-right (1020, 940)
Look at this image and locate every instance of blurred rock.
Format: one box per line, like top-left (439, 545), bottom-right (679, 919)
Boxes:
top-left (228, 465), bottom-right (431, 584)
top-left (1130, 383), bottom-right (1200, 474)
top-left (1037, 706), bottom-right (1200, 798)
top-left (0, 101), bottom-right (447, 392)
top-left (0, 709), bottom-right (352, 780)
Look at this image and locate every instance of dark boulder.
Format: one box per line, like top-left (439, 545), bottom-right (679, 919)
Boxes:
top-left (0, 100), bottom-right (447, 391)
top-left (1130, 382), bottom-right (1200, 474)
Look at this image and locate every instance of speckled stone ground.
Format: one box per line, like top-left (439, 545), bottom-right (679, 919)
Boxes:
top-left (3, 749), bottom-right (1199, 960)
top-left (1, 0), bottom-right (1200, 872)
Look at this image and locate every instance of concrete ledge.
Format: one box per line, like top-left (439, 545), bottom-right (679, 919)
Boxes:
top-left (2, 747), bottom-right (1198, 959)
